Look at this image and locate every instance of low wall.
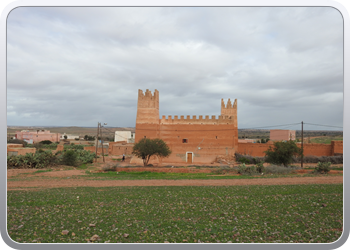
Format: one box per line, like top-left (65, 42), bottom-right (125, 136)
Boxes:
top-left (109, 143), bottom-right (134, 155)
top-left (108, 167), bottom-right (212, 174)
top-left (7, 144), bottom-right (23, 148)
top-left (84, 146), bottom-right (108, 155)
top-left (332, 141), bottom-right (343, 155)
top-left (7, 147), bottom-right (36, 156)
top-left (237, 141), bottom-right (342, 157)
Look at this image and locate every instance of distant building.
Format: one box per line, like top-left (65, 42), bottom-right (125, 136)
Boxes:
top-left (115, 131), bottom-right (135, 143)
top-left (270, 129), bottom-right (296, 141)
top-left (60, 133), bottom-right (79, 140)
top-left (15, 130), bottom-right (60, 144)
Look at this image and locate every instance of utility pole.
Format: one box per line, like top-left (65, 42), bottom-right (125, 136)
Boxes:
top-left (101, 124), bottom-right (105, 163)
top-left (301, 121), bottom-right (304, 169)
top-left (95, 122), bottom-right (100, 162)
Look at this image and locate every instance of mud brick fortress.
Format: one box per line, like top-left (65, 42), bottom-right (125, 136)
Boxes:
top-left (83, 89), bottom-right (342, 164)
top-left (131, 89), bottom-right (238, 164)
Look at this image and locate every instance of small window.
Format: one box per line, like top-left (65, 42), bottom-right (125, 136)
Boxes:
top-left (144, 136), bottom-right (146, 138)
top-left (182, 139), bottom-right (188, 143)
top-left (216, 136), bottom-right (217, 139)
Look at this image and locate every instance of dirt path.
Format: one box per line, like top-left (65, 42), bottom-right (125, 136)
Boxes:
top-left (7, 176), bottom-right (343, 190)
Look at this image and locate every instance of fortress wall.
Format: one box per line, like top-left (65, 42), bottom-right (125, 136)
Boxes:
top-left (237, 142), bottom-right (339, 157)
top-left (160, 115), bottom-right (235, 124)
top-left (331, 141), bottom-right (343, 155)
top-left (7, 147), bottom-right (36, 156)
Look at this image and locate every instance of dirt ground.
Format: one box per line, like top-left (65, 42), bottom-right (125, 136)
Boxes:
top-left (7, 155), bottom-right (343, 190)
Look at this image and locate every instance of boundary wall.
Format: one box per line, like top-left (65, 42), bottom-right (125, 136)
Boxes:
top-left (7, 144), bottom-right (36, 156)
top-left (237, 141), bottom-right (343, 157)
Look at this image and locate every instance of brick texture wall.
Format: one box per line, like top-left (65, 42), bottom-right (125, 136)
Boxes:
top-left (133, 89), bottom-right (238, 164)
top-left (237, 141), bottom-right (342, 157)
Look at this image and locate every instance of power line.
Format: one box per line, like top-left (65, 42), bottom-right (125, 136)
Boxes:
top-left (240, 123), bottom-right (300, 130)
top-left (304, 122), bottom-right (343, 129)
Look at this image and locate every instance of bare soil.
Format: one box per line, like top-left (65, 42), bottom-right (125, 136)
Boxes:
top-left (7, 167), bottom-right (343, 190)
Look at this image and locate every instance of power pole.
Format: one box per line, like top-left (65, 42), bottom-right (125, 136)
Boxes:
top-left (301, 121), bottom-right (304, 169)
top-left (101, 124), bottom-right (105, 163)
top-left (95, 122), bottom-right (100, 162)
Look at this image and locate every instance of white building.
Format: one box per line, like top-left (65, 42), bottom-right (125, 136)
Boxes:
top-left (60, 133), bottom-right (79, 140)
top-left (115, 131), bottom-right (135, 143)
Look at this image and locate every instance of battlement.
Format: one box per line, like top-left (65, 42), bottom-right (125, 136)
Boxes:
top-left (221, 98), bottom-right (237, 117)
top-left (221, 98), bottom-right (237, 109)
top-left (136, 89), bottom-right (160, 124)
top-left (160, 114), bottom-right (235, 124)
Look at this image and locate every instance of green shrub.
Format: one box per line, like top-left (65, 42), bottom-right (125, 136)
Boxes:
top-left (102, 164), bottom-right (119, 172)
top-left (235, 153), bottom-right (265, 164)
top-left (264, 141), bottom-right (303, 167)
top-left (236, 163), bottom-right (259, 175)
top-left (314, 162), bottom-right (331, 174)
top-left (264, 165), bottom-right (299, 175)
top-left (75, 150), bottom-right (96, 164)
top-left (7, 139), bottom-right (28, 147)
top-left (7, 150), bottom-right (57, 169)
top-left (40, 140), bottom-right (53, 145)
top-left (292, 155), bottom-right (343, 164)
top-left (64, 144), bottom-right (85, 150)
top-left (62, 150), bottom-right (78, 166)
top-left (256, 162), bottom-right (265, 173)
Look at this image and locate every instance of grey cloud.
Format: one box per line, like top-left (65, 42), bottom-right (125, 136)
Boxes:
top-left (6, 7), bottom-right (343, 129)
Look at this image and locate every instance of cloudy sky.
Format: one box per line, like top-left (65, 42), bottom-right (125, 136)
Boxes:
top-left (6, 7), bottom-right (343, 130)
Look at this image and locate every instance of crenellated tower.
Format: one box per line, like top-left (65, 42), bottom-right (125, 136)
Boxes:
top-left (136, 89), bottom-right (159, 124)
top-left (135, 89), bottom-right (160, 142)
top-left (221, 99), bottom-right (237, 123)
top-left (221, 98), bottom-right (238, 148)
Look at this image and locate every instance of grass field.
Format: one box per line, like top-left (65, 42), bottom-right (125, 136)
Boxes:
top-left (310, 137), bottom-right (343, 144)
top-left (7, 184), bottom-right (343, 243)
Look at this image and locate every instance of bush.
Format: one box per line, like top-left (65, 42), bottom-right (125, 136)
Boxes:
top-left (256, 162), bottom-right (265, 173)
top-left (102, 164), bottom-right (119, 172)
top-left (62, 150), bottom-right (78, 166)
top-left (292, 155), bottom-right (343, 164)
top-left (314, 162), bottom-right (331, 174)
top-left (264, 141), bottom-right (303, 167)
top-left (64, 144), bottom-right (85, 150)
top-left (235, 153), bottom-right (265, 164)
top-left (236, 163), bottom-right (258, 175)
top-left (7, 139), bottom-right (28, 147)
top-left (40, 140), bottom-right (53, 145)
top-left (264, 165), bottom-right (299, 175)
top-left (7, 150), bottom-right (57, 169)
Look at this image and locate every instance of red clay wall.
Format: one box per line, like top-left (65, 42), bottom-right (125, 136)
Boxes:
top-left (134, 122), bottom-right (237, 164)
top-left (7, 147), bottom-right (36, 156)
top-left (237, 141), bottom-right (341, 157)
top-left (7, 144), bottom-right (23, 148)
top-left (331, 141), bottom-right (343, 155)
top-left (109, 144), bottom-right (134, 155)
top-left (302, 143), bottom-right (332, 156)
top-left (83, 146), bottom-right (106, 155)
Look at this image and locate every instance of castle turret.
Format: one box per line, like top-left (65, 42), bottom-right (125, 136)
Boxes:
top-left (221, 98), bottom-right (237, 120)
top-left (135, 89), bottom-right (160, 142)
top-left (136, 89), bottom-right (159, 124)
top-left (221, 98), bottom-right (238, 148)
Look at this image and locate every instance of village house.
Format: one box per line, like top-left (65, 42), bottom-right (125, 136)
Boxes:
top-left (15, 130), bottom-right (60, 144)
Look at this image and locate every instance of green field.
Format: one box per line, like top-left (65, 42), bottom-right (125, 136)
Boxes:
top-left (310, 137), bottom-right (343, 144)
top-left (7, 184), bottom-right (343, 243)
